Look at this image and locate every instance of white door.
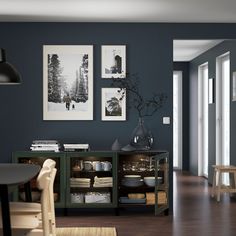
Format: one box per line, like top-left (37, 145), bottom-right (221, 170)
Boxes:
top-left (173, 71), bottom-right (182, 170)
top-left (216, 52), bottom-right (230, 185)
top-left (198, 63), bottom-right (209, 177)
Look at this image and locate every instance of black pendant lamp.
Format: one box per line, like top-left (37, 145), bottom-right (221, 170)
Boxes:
top-left (0, 48), bottom-right (21, 84)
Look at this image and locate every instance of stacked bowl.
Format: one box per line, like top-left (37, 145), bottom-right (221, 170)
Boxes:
top-left (121, 175), bottom-right (143, 187)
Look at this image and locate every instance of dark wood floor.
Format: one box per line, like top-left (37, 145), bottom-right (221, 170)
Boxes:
top-left (56, 171), bottom-right (236, 236)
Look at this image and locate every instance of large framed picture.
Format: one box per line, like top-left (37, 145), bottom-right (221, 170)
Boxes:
top-left (101, 88), bottom-right (126, 121)
top-left (101, 45), bottom-right (126, 78)
top-left (43, 45), bottom-right (93, 120)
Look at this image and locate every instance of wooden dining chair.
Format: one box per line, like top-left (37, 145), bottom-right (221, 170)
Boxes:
top-left (5, 159), bottom-right (57, 236)
top-left (0, 166), bottom-right (51, 236)
top-left (42, 159), bottom-right (57, 236)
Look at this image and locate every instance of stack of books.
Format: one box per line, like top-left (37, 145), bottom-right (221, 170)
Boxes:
top-left (63, 143), bottom-right (90, 152)
top-left (30, 140), bottom-right (60, 152)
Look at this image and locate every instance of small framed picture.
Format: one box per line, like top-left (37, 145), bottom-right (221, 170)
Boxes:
top-left (43, 45), bottom-right (93, 120)
top-left (101, 88), bottom-right (126, 121)
top-left (101, 45), bottom-right (126, 78)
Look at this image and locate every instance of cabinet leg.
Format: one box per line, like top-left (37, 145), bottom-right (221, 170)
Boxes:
top-left (164, 209), bottom-right (169, 216)
top-left (114, 208), bottom-right (119, 216)
top-left (63, 208), bottom-right (68, 216)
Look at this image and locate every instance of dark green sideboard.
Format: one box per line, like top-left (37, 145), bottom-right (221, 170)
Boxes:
top-left (12, 150), bottom-right (169, 215)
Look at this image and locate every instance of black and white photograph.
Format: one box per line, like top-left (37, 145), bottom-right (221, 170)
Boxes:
top-left (101, 88), bottom-right (126, 121)
top-left (43, 45), bottom-right (93, 120)
top-left (101, 45), bottom-right (126, 78)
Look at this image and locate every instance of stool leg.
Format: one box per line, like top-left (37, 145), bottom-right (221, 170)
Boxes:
top-left (233, 172), bottom-right (236, 196)
top-left (217, 171), bottom-right (222, 202)
top-left (212, 169), bottom-right (216, 197)
top-left (229, 172), bottom-right (233, 197)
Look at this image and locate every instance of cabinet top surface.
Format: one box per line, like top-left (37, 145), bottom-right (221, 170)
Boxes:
top-left (13, 150), bottom-right (168, 154)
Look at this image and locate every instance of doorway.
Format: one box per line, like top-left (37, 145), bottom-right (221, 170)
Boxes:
top-left (216, 52), bottom-right (230, 185)
top-left (173, 39), bottom-right (225, 178)
top-left (173, 71), bottom-right (183, 170)
top-left (198, 62), bottom-right (209, 177)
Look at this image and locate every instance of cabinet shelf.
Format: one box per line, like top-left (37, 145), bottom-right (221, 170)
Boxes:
top-left (119, 203), bottom-right (156, 207)
top-left (72, 170), bottom-right (112, 173)
top-left (69, 203), bottom-right (115, 208)
top-left (70, 186), bottom-right (112, 191)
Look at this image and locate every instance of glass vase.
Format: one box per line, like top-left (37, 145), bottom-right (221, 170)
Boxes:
top-left (130, 117), bottom-right (154, 150)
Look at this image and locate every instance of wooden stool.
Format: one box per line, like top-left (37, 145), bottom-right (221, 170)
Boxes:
top-left (211, 165), bottom-right (236, 202)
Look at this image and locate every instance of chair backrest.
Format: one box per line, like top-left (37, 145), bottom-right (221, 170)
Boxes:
top-left (42, 159), bottom-right (57, 215)
top-left (42, 159), bottom-right (56, 170)
top-left (36, 166), bottom-right (51, 191)
top-left (36, 166), bottom-right (51, 236)
top-left (42, 159), bottom-right (57, 236)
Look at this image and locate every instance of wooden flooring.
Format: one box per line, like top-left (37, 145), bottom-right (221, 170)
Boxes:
top-left (56, 171), bottom-right (236, 236)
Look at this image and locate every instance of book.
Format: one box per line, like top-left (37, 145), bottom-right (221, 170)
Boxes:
top-left (30, 146), bottom-right (60, 152)
top-left (32, 140), bottom-right (59, 145)
top-left (31, 144), bottom-right (59, 147)
top-left (63, 144), bottom-right (89, 148)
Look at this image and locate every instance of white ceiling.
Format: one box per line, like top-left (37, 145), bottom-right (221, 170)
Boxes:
top-left (173, 40), bottom-right (224, 61)
top-left (0, 0), bottom-right (236, 22)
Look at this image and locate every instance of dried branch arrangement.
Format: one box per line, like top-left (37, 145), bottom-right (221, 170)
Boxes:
top-left (111, 73), bottom-right (167, 118)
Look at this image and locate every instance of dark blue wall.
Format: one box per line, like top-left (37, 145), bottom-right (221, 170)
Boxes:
top-left (189, 40), bottom-right (236, 182)
top-left (0, 23), bottom-right (173, 162)
top-left (2, 23), bottom-right (236, 210)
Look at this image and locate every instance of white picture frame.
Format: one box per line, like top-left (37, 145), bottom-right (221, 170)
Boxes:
top-left (101, 45), bottom-right (126, 78)
top-left (43, 45), bottom-right (93, 120)
top-left (101, 88), bottom-right (126, 121)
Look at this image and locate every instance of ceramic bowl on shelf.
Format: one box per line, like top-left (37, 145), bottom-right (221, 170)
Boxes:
top-left (144, 177), bottom-right (163, 187)
top-left (123, 175), bottom-right (141, 180)
top-left (122, 179), bottom-right (143, 187)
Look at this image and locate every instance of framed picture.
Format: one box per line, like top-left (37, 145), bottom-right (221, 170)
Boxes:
top-left (208, 78), bottom-right (214, 104)
top-left (43, 45), bottom-right (93, 120)
top-left (101, 88), bottom-right (126, 121)
top-left (101, 45), bottom-right (126, 78)
top-left (233, 72), bottom-right (236, 101)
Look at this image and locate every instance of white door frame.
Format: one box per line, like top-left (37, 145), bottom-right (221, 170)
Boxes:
top-left (198, 62), bottom-right (209, 177)
top-left (173, 71), bottom-right (183, 170)
top-left (216, 52), bottom-right (230, 165)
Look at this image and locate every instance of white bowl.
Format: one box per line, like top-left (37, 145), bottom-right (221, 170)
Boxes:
top-left (124, 175), bottom-right (141, 178)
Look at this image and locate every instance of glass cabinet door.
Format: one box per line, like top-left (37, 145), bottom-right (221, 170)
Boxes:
top-left (12, 151), bottom-right (65, 208)
top-left (118, 151), bottom-right (169, 215)
top-left (66, 152), bottom-right (117, 208)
